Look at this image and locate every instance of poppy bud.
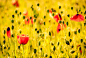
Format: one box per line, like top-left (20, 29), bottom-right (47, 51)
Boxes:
top-left (7, 27), bottom-right (11, 38)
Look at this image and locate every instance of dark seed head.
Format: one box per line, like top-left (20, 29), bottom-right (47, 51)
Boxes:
top-left (4, 30), bottom-right (6, 34)
top-left (51, 43), bottom-right (54, 45)
top-left (37, 31), bottom-right (39, 33)
top-left (78, 29), bottom-right (80, 33)
top-left (58, 42), bottom-right (59, 45)
top-left (15, 10), bottom-right (17, 14)
top-left (44, 16), bottom-right (46, 19)
top-left (69, 32), bottom-right (70, 36)
top-left (20, 12), bottom-right (21, 15)
top-left (30, 17), bottom-right (32, 19)
top-left (49, 32), bottom-right (51, 36)
top-left (61, 51), bottom-right (64, 53)
top-left (35, 28), bottom-right (37, 31)
top-left (66, 22), bottom-right (68, 26)
top-left (84, 46), bottom-right (86, 48)
top-left (79, 47), bottom-right (81, 50)
top-left (66, 41), bottom-right (70, 45)
top-left (12, 15), bottom-right (14, 18)
top-left (40, 48), bottom-right (42, 51)
top-left (71, 51), bottom-right (75, 54)
top-left (37, 3), bottom-right (39, 6)
top-left (8, 47), bottom-right (10, 50)
top-left (71, 45), bottom-right (74, 48)
top-left (44, 22), bottom-right (45, 25)
top-left (34, 19), bottom-right (36, 23)
top-left (61, 11), bottom-right (63, 14)
top-left (80, 39), bottom-right (83, 43)
top-left (12, 25), bottom-right (14, 30)
top-left (47, 10), bottom-right (49, 13)
top-left (59, 6), bottom-right (61, 9)
top-left (11, 34), bottom-right (14, 37)
top-left (58, 29), bottom-right (61, 31)
top-left (74, 31), bottom-right (77, 34)
top-left (39, 41), bottom-right (40, 46)
top-left (77, 14), bottom-right (79, 16)
top-left (71, 7), bottom-right (73, 10)
top-left (18, 46), bottom-right (20, 49)
top-left (3, 40), bottom-right (5, 44)
top-left (50, 56), bottom-right (52, 58)
top-left (52, 13), bottom-right (55, 16)
top-left (4, 46), bottom-right (6, 49)
top-left (7, 27), bottom-right (10, 31)
top-left (70, 39), bottom-right (72, 42)
top-left (59, 21), bottom-right (62, 23)
top-left (53, 46), bottom-right (56, 51)
top-left (45, 54), bottom-right (48, 57)
top-left (34, 49), bottom-right (37, 53)
top-left (11, 20), bottom-right (14, 23)
top-left (23, 16), bottom-right (25, 19)
top-left (67, 14), bottom-right (70, 17)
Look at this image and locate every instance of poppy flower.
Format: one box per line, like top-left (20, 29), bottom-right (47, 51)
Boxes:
top-left (25, 17), bottom-right (30, 24)
top-left (80, 50), bottom-right (82, 54)
top-left (12, 0), bottom-right (19, 7)
top-left (49, 10), bottom-right (52, 13)
top-left (54, 14), bottom-right (62, 22)
top-left (25, 16), bottom-right (34, 25)
top-left (17, 34), bottom-right (29, 45)
top-left (23, 10), bottom-right (28, 16)
top-left (7, 27), bottom-right (11, 38)
top-left (31, 17), bottom-right (33, 24)
top-left (57, 23), bottom-right (66, 33)
top-left (70, 14), bottom-right (84, 22)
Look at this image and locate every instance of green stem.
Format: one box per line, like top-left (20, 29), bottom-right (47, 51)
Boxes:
top-left (23, 45), bottom-right (24, 58)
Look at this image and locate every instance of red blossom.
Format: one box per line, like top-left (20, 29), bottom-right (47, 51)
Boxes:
top-left (12, 0), bottom-right (19, 7)
top-left (57, 23), bottom-right (66, 33)
top-left (54, 14), bottom-right (62, 22)
top-left (7, 27), bottom-right (11, 38)
top-left (17, 34), bottom-right (29, 45)
top-left (70, 14), bottom-right (84, 22)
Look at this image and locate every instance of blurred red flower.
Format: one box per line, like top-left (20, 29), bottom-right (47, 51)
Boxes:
top-left (17, 34), bottom-right (29, 45)
top-left (57, 23), bottom-right (66, 33)
top-left (7, 27), bottom-right (11, 38)
top-left (23, 10), bottom-right (28, 16)
top-left (54, 14), bottom-right (62, 22)
top-left (70, 14), bottom-right (84, 22)
top-left (12, 0), bottom-right (19, 7)
top-left (25, 17), bottom-right (30, 24)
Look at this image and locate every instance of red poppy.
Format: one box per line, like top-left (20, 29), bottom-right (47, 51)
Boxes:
top-left (49, 10), bottom-right (52, 13)
top-left (7, 27), bottom-right (11, 38)
top-left (17, 34), bottom-right (29, 45)
top-left (31, 17), bottom-right (33, 24)
top-left (23, 10), bottom-right (28, 16)
top-left (70, 14), bottom-right (84, 22)
top-left (77, 45), bottom-right (80, 48)
top-left (25, 17), bottom-right (30, 24)
top-left (80, 50), bottom-right (82, 54)
top-left (12, 0), bottom-right (19, 7)
top-left (57, 23), bottom-right (66, 33)
top-left (54, 14), bottom-right (62, 22)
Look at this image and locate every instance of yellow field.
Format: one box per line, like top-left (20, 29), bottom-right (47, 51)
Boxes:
top-left (0, 0), bottom-right (86, 58)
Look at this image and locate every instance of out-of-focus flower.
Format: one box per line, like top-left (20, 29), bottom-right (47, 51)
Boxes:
top-left (70, 14), bottom-right (84, 22)
top-left (12, 0), bottom-right (19, 7)
top-left (54, 14), bottom-right (62, 22)
top-left (17, 34), bottom-right (29, 45)
top-left (7, 27), bottom-right (11, 38)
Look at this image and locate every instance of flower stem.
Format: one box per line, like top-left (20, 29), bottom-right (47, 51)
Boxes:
top-left (23, 45), bottom-right (24, 58)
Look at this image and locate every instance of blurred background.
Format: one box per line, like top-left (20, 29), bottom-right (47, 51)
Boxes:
top-left (0, 0), bottom-right (86, 58)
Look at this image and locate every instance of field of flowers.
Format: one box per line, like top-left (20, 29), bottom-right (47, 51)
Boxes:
top-left (0, 0), bottom-right (86, 58)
